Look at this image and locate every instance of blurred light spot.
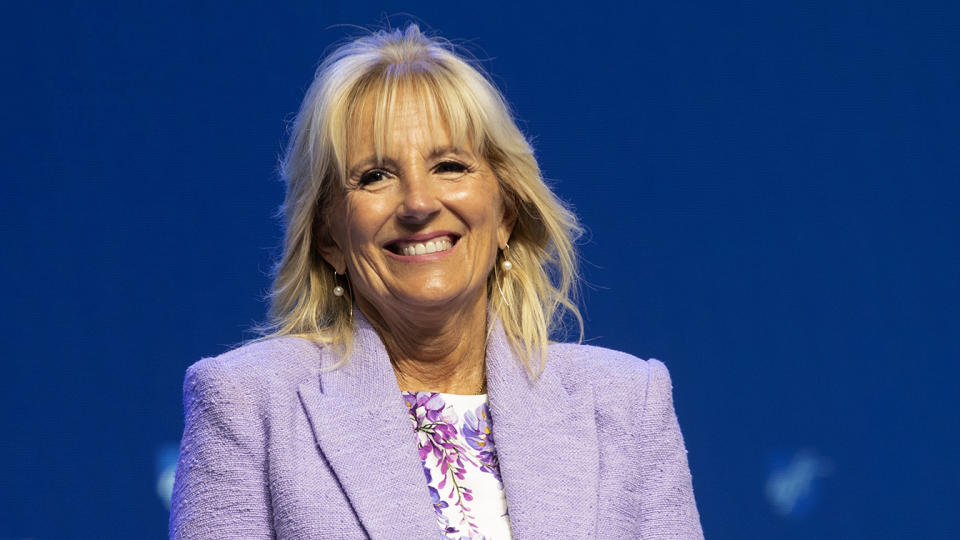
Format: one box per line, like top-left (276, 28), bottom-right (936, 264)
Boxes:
top-left (765, 448), bottom-right (833, 518)
top-left (155, 443), bottom-right (180, 510)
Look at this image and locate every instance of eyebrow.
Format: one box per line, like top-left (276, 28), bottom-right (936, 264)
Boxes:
top-left (347, 146), bottom-right (475, 177)
top-left (426, 145), bottom-right (473, 160)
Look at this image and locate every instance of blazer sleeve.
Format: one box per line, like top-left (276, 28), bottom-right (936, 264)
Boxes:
top-left (169, 359), bottom-right (275, 540)
top-left (636, 359), bottom-right (704, 539)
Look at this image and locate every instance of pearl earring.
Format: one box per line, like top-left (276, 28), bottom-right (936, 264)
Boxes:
top-left (496, 243), bottom-right (513, 307)
top-left (333, 269), bottom-right (344, 297)
top-left (501, 243), bottom-right (513, 271)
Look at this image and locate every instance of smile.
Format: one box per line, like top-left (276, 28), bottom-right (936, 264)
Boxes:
top-left (384, 233), bottom-right (460, 259)
top-left (397, 238), bottom-right (454, 256)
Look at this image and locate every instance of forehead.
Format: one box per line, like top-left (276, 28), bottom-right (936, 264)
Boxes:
top-left (347, 91), bottom-right (449, 158)
top-left (343, 78), bottom-right (474, 166)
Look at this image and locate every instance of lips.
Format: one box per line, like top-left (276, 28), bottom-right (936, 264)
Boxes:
top-left (384, 232), bottom-right (461, 255)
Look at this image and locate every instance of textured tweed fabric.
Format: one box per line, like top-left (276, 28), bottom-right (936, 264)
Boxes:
top-left (169, 310), bottom-right (704, 539)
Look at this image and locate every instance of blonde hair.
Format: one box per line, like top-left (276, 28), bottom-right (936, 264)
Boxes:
top-left (251, 24), bottom-right (583, 378)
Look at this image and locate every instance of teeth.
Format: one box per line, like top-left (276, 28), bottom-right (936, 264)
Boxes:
top-left (399, 238), bottom-right (454, 256)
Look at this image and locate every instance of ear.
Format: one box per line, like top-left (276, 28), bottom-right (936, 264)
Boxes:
top-left (316, 236), bottom-right (346, 275)
top-left (315, 218), bottom-right (347, 274)
top-left (497, 196), bottom-right (518, 249)
top-left (312, 190), bottom-right (351, 274)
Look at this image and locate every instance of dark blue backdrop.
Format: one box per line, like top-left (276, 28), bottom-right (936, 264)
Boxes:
top-left (2, 1), bottom-right (957, 538)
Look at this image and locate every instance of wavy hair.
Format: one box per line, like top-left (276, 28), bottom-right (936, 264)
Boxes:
top-left (250, 24), bottom-right (583, 378)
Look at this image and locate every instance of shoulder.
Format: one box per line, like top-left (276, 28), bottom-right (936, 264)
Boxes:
top-left (546, 342), bottom-right (674, 414)
top-left (183, 336), bottom-right (325, 405)
top-left (547, 341), bottom-right (669, 391)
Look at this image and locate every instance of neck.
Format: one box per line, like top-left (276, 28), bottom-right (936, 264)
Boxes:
top-left (356, 292), bottom-right (489, 395)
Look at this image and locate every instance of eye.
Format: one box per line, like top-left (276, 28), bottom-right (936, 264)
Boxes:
top-left (434, 161), bottom-right (471, 174)
top-left (358, 169), bottom-right (389, 186)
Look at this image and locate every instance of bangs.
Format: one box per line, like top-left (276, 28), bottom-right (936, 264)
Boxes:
top-left (336, 65), bottom-right (484, 184)
top-left (265, 25), bottom-right (583, 377)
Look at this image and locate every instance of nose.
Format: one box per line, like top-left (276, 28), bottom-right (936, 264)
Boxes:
top-left (396, 171), bottom-right (441, 224)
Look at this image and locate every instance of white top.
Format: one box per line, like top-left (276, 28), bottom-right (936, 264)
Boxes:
top-left (402, 391), bottom-right (513, 540)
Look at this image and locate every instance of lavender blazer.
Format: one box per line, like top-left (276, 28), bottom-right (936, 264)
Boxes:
top-left (169, 311), bottom-right (704, 539)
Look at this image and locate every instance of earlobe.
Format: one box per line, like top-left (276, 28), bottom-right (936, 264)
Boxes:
top-left (316, 234), bottom-right (346, 274)
top-left (498, 232), bottom-right (512, 251)
top-left (498, 204), bottom-right (518, 250)
top-left (314, 202), bottom-right (348, 273)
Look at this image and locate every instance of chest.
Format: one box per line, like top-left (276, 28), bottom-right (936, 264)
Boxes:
top-left (263, 388), bottom-right (643, 539)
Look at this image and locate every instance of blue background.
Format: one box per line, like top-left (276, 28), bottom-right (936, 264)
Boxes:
top-left (2, 1), bottom-right (957, 538)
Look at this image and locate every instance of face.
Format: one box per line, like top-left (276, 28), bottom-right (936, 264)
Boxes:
top-left (319, 91), bottom-right (515, 322)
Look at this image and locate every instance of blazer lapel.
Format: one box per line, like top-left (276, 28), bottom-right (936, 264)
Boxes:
top-left (296, 308), bottom-right (600, 539)
top-left (486, 321), bottom-right (600, 539)
top-left (297, 311), bottom-right (439, 539)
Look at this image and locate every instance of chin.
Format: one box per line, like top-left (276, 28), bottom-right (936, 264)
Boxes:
top-left (389, 282), bottom-right (479, 310)
top-left (396, 289), bottom-right (463, 308)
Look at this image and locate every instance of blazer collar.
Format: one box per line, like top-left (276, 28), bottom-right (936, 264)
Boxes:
top-left (297, 307), bottom-right (599, 539)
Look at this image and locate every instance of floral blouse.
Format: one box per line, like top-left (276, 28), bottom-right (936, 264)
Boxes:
top-left (402, 391), bottom-right (513, 540)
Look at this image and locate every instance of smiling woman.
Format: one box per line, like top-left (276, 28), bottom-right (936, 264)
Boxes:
top-left (267, 27), bottom-right (584, 381)
top-left (170, 24), bottom-right (704, 540)
top-left (321, 88), bottom-right (516, 394)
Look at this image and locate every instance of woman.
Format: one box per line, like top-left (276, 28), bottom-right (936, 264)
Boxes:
top-left (170, 25), bottom-right (703, 539)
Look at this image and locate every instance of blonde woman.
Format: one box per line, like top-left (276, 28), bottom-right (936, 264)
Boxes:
top-left (170, 24), bottom-right (703, 539)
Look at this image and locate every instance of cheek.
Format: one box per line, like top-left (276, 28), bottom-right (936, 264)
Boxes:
top-left (343, 197), bottom-right (390, 246)
top-left (446, 180), bottom-right (503, 224)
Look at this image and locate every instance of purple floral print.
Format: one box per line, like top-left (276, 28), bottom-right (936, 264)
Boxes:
top-left (403, 391), bottom-right (508, 539)
top-left (463, 405), bottom-right (502, 483)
